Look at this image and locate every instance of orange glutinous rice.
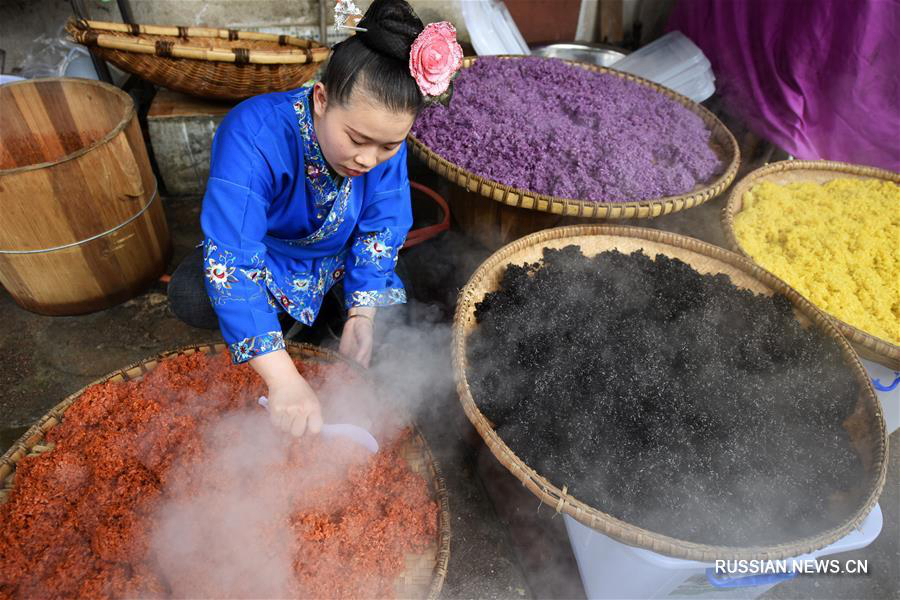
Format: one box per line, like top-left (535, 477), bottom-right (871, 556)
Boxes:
top-left (0, 352), bottom-right (437, 599)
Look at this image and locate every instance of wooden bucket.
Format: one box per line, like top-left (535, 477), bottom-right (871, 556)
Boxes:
top-left (0, 77), bottom-right (170, 315)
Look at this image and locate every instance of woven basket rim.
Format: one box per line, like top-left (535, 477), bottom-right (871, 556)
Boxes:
top-left (408, 55), bottom-right (741, 220)
top-left (68, 19), bottom-right (330, 65)
top-left (452, 224), bottom-right (888, 561)
top-left (0, 341), bottom-right (450, 599)
top-left (0, 77), bottom-right (135, 176)
top-left (722, 159), bottom-right (900, 369)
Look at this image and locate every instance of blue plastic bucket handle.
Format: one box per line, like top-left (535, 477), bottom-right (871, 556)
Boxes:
top-left (872, 373), bottom-right (900, 392)
top-left (706, 568), bottom-right (796, 588)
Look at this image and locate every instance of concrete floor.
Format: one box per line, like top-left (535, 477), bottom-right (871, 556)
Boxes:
top-left (2, 154), bottom-right (897, 598)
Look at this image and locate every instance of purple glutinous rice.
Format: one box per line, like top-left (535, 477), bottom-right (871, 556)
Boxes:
top-left (412, 57), bottom-right (724, 203)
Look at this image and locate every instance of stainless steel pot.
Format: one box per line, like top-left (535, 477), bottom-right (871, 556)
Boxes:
top-left (530, 43), bottom-right (628, 67)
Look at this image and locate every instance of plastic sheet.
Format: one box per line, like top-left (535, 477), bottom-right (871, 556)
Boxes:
top-left (17, 26), bottom-right (86, 79)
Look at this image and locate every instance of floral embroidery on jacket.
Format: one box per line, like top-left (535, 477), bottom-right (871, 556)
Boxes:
top-left (351, 229), bottom-right (405, 274)
top-left (240, 252), bottom-right (272, 303)
top-left (349, 287), bottom-right (407, 308)
top-left (361, 231), bottom-right (393, 261)
top-left (240, 253), bottom-right (268, 286)
top-left (268, 253), bottom-right (346, 325)
top-left (204, 240), bottom-right (239, 304)
top-left (291, 274), bottom-right (313, 294)
top-left (290, 89), bottom-right (352, 247)
top-left (230, 330), bottom-right (285, 363)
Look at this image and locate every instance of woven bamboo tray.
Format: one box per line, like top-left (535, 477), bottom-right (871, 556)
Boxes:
top-left (66, 19), bottom-right (329, 100)
top-left (0, 342), bottom-right (450, 599)
top-left (722, 160), bottom-right (900, 370)
top-left (452, 224), bottom-right (887, 561)
top-left (408, 56), bottom-right (740, 247)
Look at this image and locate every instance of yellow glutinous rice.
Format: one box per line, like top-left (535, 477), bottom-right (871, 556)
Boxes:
top-left (734, 178), bottom-right (900, 345)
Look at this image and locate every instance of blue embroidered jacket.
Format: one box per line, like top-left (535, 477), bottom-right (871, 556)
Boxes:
top-left (200, 86), bottom-right (412, 363)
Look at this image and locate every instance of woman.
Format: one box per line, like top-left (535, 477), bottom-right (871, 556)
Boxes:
top-left (167, 0), bottom-right (462, 437)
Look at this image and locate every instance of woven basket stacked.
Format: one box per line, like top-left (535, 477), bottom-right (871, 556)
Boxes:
top-left (453, 225), bottom-right (887, 560)
top-left (0, 342), bottom-right (450, 599)
top-left (66, 19), bottom-right (329, 100)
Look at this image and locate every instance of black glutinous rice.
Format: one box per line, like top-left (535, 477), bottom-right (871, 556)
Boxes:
top-left (467, 246), bottom-right (862, 546)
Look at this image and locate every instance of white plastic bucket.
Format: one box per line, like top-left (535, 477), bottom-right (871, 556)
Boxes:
top-left (462, 0), bottom-right (529, 56)
top-left (612, 32), bottom-right (710, 85)
top-left (564, 504), bottom-right (883, 599)
top-left (669, 72), bottom-right (715, 103)
top-left (659, 63), bottom-right (713, 93)
top-left (61, 46), bottom-right (98, 80)
top-left (0, 74), bottom-right (25, 86)
top-left (860, 358), bottom-right (899, 433)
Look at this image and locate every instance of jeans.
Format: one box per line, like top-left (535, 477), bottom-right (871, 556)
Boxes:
top-left (167, 246), bottom-right (221, 330)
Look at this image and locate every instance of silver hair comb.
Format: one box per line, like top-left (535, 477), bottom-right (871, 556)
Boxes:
top-left (335, 0), bottom-right (367, 32)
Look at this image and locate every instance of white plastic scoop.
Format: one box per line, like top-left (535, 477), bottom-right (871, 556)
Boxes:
top-left (257, 396), bottom-right (379, 453)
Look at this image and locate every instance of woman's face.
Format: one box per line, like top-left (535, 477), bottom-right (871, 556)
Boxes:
top-left (312, 82), bottom-right (415, 178)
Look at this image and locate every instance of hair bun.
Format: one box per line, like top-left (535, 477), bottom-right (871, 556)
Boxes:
top-left (356, 0), bottom-right (424, 62)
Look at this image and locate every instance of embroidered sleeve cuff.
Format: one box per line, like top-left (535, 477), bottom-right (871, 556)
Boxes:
top-left (228, 330), bottom-right (286, 364)
top-left (346, 287), bottom-right (407, 309)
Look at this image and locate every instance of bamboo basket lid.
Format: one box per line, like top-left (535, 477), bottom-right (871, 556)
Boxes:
top-left (66, 19), bottom-right (329, 100)
top-left (722, 160), bottom-right (900, 370)
top-left (408, 56), bottom-right (741, 220)
top-left (452, 224), bottom-right (887, 561)
top-left (0, 342), bottom-right (450, 600)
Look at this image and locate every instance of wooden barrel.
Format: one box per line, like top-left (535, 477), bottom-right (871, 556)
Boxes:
top-left (442, 182), bottom-right (569, 250)
top-left (0, 77), bottom-right (170, 315)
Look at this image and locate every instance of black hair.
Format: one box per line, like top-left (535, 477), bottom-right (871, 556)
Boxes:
top-left (320, 0), bottom-right (425, 115)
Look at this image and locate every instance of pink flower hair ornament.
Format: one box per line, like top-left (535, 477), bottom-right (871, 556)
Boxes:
top-left (409, 22), bottom-right (463, 104)
top-left (334, 2), bottom-right (463, 104)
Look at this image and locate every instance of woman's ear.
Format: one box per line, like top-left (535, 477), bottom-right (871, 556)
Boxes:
top-left (313, 82), bottom-right (328, 118)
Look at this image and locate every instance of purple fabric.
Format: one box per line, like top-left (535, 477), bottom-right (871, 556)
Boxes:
top-left (668, 0), bottom-right (900, 171)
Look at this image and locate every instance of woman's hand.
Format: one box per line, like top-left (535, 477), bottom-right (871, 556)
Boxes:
top-left (265, 375), bottom-right (322, 437)
top-left (339, 307), bottom-right (376, 367)
top-left (250, 350), bottom-right (323, 437)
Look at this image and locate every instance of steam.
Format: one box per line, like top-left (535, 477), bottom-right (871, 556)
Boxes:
top-left (145, 411), bottom-right (301, 598)
top-left (143, 408), bottom-right (371, 597)
top-left (369, 301), bottom-right (456, 431)
top-left (136, 298), bottom-right (455, 597)
top-left (465, 246), bottom-right (863, 548)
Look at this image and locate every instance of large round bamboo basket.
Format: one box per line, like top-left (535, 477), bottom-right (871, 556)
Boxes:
top-left (409, 56), bottom-right (741, 250)
top-left (67, 19), bottom-right (329, 100)
top-left (452, 225), bottom-right (887, 561)
top-left (0, 342), bottom-right (450, 600)
top-left (0, 77), bottom-right (170, 315)
top-left (722, 160), bottom-right (900, 370)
